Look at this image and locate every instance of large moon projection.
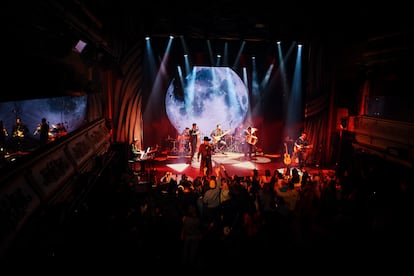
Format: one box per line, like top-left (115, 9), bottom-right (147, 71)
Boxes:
top-left (165, 66), bottom-right (249, 137)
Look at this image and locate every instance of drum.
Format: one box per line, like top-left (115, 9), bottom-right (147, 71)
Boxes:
top-left (246, 135), bottom-right (258, 145)
top-left (225, 135), bottom-right (234, 146)
top-left (178, 135), bottom-right (189, 152)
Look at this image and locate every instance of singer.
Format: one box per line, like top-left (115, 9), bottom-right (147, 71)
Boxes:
top-left (197, 136), bottom-right (213, 176)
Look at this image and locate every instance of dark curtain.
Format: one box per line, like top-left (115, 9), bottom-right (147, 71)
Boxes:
top-left (303, 40), bottom-right (338, 167)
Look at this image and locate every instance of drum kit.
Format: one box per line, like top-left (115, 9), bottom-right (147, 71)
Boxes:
top-left (165, 127), bottom-right (259, 154)
top-left (177, 134), bottom-right (190, 153)
top-left (165, 133), bottom-right (190, 154)
top-left (221, 128), bottom-right (259, 153)
top-left (48, 123), bottom-right (68, 141)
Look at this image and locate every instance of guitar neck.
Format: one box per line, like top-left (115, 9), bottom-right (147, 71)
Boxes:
top-left (213, 129), bottom-right (230, 141)
top-left (295, 144), bottom-right (312, 151)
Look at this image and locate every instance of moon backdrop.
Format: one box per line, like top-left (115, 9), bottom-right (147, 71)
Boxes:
top-left (165, 66), bottom-right (249, 137)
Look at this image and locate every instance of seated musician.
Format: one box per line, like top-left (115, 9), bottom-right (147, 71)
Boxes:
top-left (210, 124), bottom-right (228, 154)
top-left (131, 138), bottom-right (142, 161)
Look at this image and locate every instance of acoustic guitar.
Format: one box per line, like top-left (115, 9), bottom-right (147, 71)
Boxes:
top-left (294, 144), bottom-right (313, 153)
top-left (283, 143), bottom-right (291, 165)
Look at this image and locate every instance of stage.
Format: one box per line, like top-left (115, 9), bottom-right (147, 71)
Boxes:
top-left (129, 150), bottom-right (333, 185)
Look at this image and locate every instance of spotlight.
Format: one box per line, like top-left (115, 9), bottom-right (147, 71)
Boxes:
top-left (74, 40), bottom-right (87, 53)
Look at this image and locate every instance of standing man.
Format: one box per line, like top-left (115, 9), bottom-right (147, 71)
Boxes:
top-left (188, 122), bottom-right (200, 164)
top-left (0, 120), bottom-right (8, 165)
top-left (197, 136), bottom-right (213, 176)
top-left (12, 117), bottom-right (29, 152)
top-left (39, 117), bottom-right (50, 146)
top-left (294, 131), bottom-right (312, 169)
top-left (244, 126), bottom-right (258, 159)
top-left (0, 120), bottom-right (8, 150)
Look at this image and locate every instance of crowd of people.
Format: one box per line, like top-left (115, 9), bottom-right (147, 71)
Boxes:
top-left (110, 154), bottom-right (409, 269)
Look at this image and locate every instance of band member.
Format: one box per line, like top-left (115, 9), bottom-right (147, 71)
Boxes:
top-left (130, 138), bottom-right (154, 175)
top-left (49, 122), bottom-right (68, 140)
top-left (131, 138), bottom-right (142, 160)
top-left (38, 118), bottom-right (50, 146)
top-left (244, 126), bottom-right (258, 159)
top-left (197, 136), bottom-right (213, 176)
top-left (0, 120), bottom-right (8, 150)
top-left (178, 127), bottom-right (190, 154)
top-left (210, 124), bottom-right (227, 153)
top-left (234, 123), bottom-right (245, 141)
top-left (11, 117), bottom-right (29, 152)
top-left (12, 117), bottom-right (28, 139)
top-left (294, 131), bottom-right (312, 169)
top-left (188, 122), bottom-right (200, 163)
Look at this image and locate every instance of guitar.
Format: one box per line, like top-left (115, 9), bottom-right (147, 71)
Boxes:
top-left (212, 129), bottom-right (232, 144)
top-left (283, 143), bottom-right (291, 165)
top-left (294, 144), bottom-right (313, 153)
top-left (13, 129), bottom-right (24, 138)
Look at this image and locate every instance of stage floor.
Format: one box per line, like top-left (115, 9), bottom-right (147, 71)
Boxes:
top-left (133, 151), bottom-right (332, 184)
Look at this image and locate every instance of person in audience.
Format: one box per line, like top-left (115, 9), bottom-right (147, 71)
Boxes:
top-left (180, 203), bottom-right (202, 266)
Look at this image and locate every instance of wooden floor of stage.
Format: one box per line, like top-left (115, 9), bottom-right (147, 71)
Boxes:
top-left (131, 150), bottom-right (332, 183)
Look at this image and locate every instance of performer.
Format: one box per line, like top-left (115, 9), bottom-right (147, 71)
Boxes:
top-left (0, 120), bottom-right (8, 150)
top-left (11, 117), bottom-right (29, 152)
top-left (188, 122), bottom-right (200, 163)
top-left (244, 126), bottom-right (258, 159)
top-left (233, 123), bottom-right (246, 152)
top-left (294, 131), bottom-right (312, 169)
top-left (12, 117), bottom-right (28, 139)
top-left (34, 117), bottom-right (50, 146)
top-left (131, 138), bottom-right (142, 161)
top-left (197, 136), bottom-right (213, 176)
top-left (130, 139), bottom-right (159, 175)
top-left (210, 124), bottom-right (229, 153)
top-left (178, 127), bottom-right (190, 154)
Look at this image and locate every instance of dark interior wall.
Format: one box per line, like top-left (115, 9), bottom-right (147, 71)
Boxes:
top-left (4, 0), bottom-right (414, 156)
